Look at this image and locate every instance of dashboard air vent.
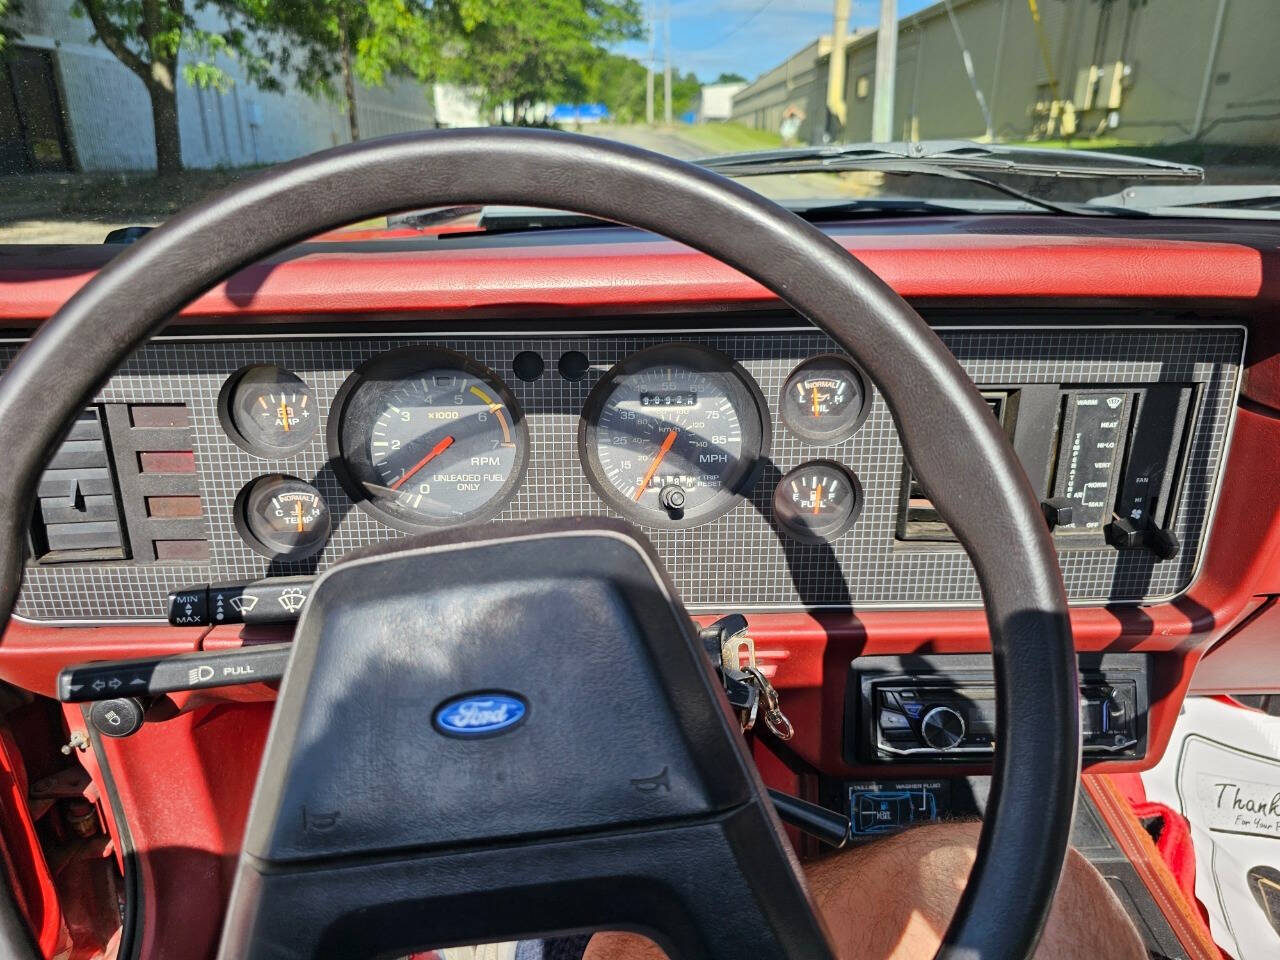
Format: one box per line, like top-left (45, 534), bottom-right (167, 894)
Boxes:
top-left (31, 409), bottom-right (128, 561)
top-left (897, 392), bottom-right (1018, 542)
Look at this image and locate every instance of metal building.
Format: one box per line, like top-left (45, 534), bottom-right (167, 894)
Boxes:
top-left (734, 0), bottom-right (1277, 149)
top-left (1, 0), bottom-right (441, 173)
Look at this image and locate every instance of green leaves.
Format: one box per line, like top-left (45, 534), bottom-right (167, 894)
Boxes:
top-left (438, 0), bottom-right (643, 116)
top-left (71, 0), bottom-right (445, 96)
top-left (62, 0), bottom-right (678, 132)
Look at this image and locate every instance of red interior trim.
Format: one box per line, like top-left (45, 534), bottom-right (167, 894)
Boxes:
top-left (1084, 774), bottom-right (1222, 960)
top-left (0, 228), bottom-right (1274, 323)
top-left (64, 700), bottom-right (272, 960)
top-left (0, 729), bottom-right (63, 956)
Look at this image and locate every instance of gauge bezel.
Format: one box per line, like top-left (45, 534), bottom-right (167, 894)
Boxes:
top-left (577, 343), bottom-right (770, 529)
top-left (218, 364), bottom-right (318, 457)
top-left (779, 354), bottom-right (871, 445)
top-left (234, 474), bottom-right (331, 560)
top-left (328, 346), bottom-right (530, 533)
top-left (772, 460), bottom-right (863, 544)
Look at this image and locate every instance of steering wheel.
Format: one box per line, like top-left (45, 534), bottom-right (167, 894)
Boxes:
top-left (0, 130), bottom-right (1078, 959)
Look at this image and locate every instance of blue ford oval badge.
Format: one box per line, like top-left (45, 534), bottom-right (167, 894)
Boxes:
top-left (434, 692), bottom-right (528, 737)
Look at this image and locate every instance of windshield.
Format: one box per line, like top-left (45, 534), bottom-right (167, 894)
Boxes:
top-left (1, 0), bottom-right (1276, 242)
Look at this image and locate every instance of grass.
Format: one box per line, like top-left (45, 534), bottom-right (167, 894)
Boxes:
top-left (0, 166), bottom-right (270, 224)
top-left (675, 122), bottom-right (783, 155)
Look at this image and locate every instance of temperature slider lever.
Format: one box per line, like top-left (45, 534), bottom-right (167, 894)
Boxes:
top-left (58, 643), bottom-right (291, 703)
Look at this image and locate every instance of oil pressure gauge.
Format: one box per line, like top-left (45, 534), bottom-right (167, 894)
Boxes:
top-left (780, 356), bottom-right (870, 444)
top-left (773, 461), bottom-right (863, 544)
top-left (235, 475), bottom-right (330, 560)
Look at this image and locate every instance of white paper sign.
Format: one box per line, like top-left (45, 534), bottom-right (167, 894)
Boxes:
top-left (1143, 697), bottom-right (1280, 960)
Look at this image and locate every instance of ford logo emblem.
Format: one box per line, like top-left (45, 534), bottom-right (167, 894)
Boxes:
top-left (433, 692), bottom-right (528, 737)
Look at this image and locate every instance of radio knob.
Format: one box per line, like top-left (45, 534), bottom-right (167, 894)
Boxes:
top-left (921, 706), bottom-right (966, 751)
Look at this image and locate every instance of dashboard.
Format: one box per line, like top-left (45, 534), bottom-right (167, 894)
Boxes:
top-left (11, 317), bottom-right (1244, 623)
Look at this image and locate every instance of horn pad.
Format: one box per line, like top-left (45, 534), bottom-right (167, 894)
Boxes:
top-left (220, 519), bottom-right (832, 959)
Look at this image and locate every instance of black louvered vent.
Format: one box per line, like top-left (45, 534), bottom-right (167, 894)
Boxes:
top-left (31, 409), bottom-right (128, 561)
top-left (897, 393), bottom-right (1016, 541)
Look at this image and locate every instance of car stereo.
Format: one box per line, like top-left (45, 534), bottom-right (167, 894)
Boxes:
top-left (845, 653), bottom-right (1149, 764)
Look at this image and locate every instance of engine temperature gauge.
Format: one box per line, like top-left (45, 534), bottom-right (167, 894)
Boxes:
top-left (235, 475), bottom-right (330, 560)
top-left (773, 461), bottom-right (863, 543)
top-left (780, 356), bottom-right (869, 444)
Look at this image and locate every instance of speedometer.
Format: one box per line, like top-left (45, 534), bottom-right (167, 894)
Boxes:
top-left (578, 344), bottom-right (769, 528)
top-left (330, 348), bottom-right (529, 531)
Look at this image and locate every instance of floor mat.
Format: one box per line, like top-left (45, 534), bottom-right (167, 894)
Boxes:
top-left (1142, 697), bottom-right (1280, 960)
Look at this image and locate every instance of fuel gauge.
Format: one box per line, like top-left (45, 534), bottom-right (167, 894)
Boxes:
top-left (235, 475), bottom-right (330, 560)
top-left (780, 356), bottom-right (869, 444)
top-left (773, 461), bottom-right (863, 543)
top-left (220, 365), bottom-right (318, 456)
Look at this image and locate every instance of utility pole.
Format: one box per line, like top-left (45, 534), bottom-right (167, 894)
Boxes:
top-left (825, 0), bottom-right (850, 140)
top-left (871, 0), bottom-right (897, 142)
top-left (646, 1), bottom-right (655, 125)
top-left (662, 0), bottom-right (673, 125)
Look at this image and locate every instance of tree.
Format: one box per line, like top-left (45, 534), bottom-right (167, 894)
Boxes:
top-left (577, 52), bottom-right (647, 122)
top-left (0, 1), bottom-right (22, 55)
top-left (72, 0), bottom-right (443, 174)
top-left (715, 72), bottom-right (745, 84)
top-left (245, 2), bottom-right (445, 143)
top-left (578, 53), bottom-right (700, 125)
top-left (440, 0), bottom-right (642, 122)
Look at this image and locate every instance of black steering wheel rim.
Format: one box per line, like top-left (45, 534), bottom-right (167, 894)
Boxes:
top-left (0, 128), bottom-right (1078, 958)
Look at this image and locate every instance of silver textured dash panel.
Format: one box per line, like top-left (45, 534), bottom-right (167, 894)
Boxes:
top-left (9, 325), bottom-right (1243, 621)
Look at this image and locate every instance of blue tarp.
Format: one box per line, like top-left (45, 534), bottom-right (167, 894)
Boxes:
top-left (551, 103), bottom-right (610, 122)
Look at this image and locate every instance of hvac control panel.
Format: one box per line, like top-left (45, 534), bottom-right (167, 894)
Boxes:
top-left (845, 653), bottom-right (1150, 766)
top-left (898, 382), bottom-right (1196, 559)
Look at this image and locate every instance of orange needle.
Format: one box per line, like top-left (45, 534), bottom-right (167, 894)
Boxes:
top-left (294, 501), bottom-right (304, 532)
top-left (813, 483), bottom-right (824, 515)
top-left (390, 435), bottom-right (455, 491)
top-left (811, 387), bottom-right (821, 418)
top-left (279, 397), bottom-right (291, 432)
top-left (635, 429), bottom-right (678, 501)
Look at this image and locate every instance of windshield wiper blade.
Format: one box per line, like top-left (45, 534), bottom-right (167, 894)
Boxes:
top-left (720, 154), bottom-right (1089, 216)
top-left (698, 140), bottom-right (1204, 182)
top-left (1087, 184), bottom-right (1280, 213)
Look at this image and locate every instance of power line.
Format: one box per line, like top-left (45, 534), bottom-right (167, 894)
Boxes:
top-left (684, 0), bottom-right (779, 53)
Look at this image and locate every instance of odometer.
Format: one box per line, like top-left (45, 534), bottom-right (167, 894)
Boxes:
top-left (330, 348), bottom-right (529, 531)
top-left (579, 344), bottom-right (769, 528)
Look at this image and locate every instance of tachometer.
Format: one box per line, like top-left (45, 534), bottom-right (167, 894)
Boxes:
top-left (578, 344), bottom-right (769, 527)
top-left (330, 348), bottom-right (529, 531)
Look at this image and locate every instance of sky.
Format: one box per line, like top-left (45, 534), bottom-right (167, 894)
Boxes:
top-left (617, 0), bottom-right (937, 84)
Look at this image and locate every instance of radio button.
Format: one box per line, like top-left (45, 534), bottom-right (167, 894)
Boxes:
top-left (879, 709), bottom-right (911, 731)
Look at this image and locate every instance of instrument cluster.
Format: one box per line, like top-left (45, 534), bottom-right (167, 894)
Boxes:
top-left (12, 323), bottom-right (1242, 620)
top-left (217, 342), bottom-right (872, 559)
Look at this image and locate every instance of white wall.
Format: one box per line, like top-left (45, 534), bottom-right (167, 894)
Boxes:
top-left (7, 0), bottom-right (437, 171)
top-left (696, 83), bottom-right (745, 122)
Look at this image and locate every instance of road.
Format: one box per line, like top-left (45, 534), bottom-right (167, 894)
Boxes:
top-left (586, 125), bottom-right (705, 160)
top-left (587, 124), bottom-right (863, 203)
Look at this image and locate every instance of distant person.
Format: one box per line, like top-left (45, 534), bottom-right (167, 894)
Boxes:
top-left (779, 104), bottom-right (805, 145)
